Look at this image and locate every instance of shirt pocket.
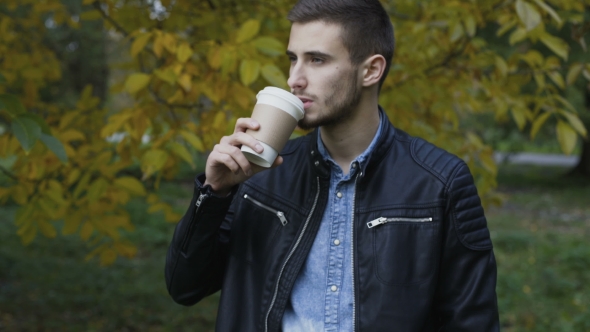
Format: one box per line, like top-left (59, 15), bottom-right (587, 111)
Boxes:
top-left (369, 211), bottom-right (441, 286)
top-left (231, 191), bottom-right (290, 264)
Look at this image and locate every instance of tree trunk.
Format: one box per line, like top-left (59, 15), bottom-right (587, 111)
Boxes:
top-left (570, 88), bottom-right (590, 177)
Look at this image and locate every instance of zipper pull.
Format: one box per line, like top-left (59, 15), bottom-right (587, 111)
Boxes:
top-left (367, 217), bottom-right (387, 229)
top-left (276, 211), bottom-right (288, 226)
top-left (195, 193), bottom-right (206, 212)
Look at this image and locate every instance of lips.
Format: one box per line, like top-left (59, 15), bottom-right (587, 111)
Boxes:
top-left (295, 96), bottom-right (313, 109)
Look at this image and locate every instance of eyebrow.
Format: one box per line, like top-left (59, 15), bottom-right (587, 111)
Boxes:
top-left (286, 50), bottom-right (333, 59)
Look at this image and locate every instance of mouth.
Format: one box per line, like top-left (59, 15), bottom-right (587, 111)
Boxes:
top-left (295, 96), bottom-right (313, 110)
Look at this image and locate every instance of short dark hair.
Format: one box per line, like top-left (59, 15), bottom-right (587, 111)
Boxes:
top-left (287, 0), bottom-right (395, 89)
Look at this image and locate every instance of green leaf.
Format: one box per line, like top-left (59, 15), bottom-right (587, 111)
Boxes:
top-left (509, 28), bottom-right (527, 45)
top-left (141, 149), bottom-right (169, 179)
top-left (556, 120), bottom-right (577, 155)
top-left (236, 19), bottom-right (261, 43)
top-left (531, 0), bottom-right (562, 25)
top-left (169, 142), bottom-right (194, 167)
top-left (566, 63), bottom-right (584, 85)
top-left (20, 113), bottom-right (51, 134)
top-left (240, 60), bottom-right (261, 86)
top-left (530, 111), bottom-right (551, 139)
top-left (516, 0), bottom-right (542, 31)
top-left (561, 111), bottom-right (587, 137)
top-left (131, 32), bottom-right (152, 57)
top-left (540, 33), bottom-right (568, 60)
top-left (179, 130), bottom-right (205, 152)
top-left (11, 116), bottom-right (41, 152)
top-left (124, 73), bottom-right (151, 94)
top-left (252, 37), bottom-right (284, 56)
top-left (114, 176), bottom-right (146, 196)
top-left (261, 64), bottom-right (288, 89)
top-left (0, 72), bottom-right (6, 84)
top-left (39, 133), bottom-right (68, 163)
top-left (546, 71), bottom-right (564, 89)
top-left (0, 94), bottom-right (26, 117)
top-left (511, 107), bottom-right (527, 131)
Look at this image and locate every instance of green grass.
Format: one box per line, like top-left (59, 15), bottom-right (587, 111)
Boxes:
top-left (490, 165), bottom-right (590, 331)
top-left (1, 165), bottom-right (589, 331)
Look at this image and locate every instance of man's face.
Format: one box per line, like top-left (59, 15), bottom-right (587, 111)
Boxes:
top-left (287, 21), bottom-right (362, 130)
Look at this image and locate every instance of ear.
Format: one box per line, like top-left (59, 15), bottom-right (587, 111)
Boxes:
top-left (360, 54), bottom-right (386, 88)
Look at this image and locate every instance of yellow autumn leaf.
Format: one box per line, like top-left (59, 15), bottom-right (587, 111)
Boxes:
top-left (511, 107), bottom-right (527, 131)
top-left (179, 130), bottom-right (205, 152)
top-left (154, 69), bottom-right (177, 85)
top-left (131, 32), bottom-right (152, 57)
top-left (240, 59), bottom-right (260, 86)
top-left (37, 219), bottom-right (57, 238)
top-left (236, 19), bottom-right (260, 43)
top-left (530, 112), bottom-right (552, 139)
top-left (546, 71), bottom-right (565, 89)
top-left (162, 33), bottom-right (177, 53)
top-left (87, 178), bottom-right (109, 203)
top-left (531, 0), bottom-right (562, 25)
top-left (515, 0), bottom-right (541, 31)
top-left (114, 176), bottom-right (146, 196)
top-left (124, 73), bottom-right (151, 95)
top-left (62, 213), bottom-right (82, 235)
top-left (540, 33), bottom-right (569, 60)
top-left (169, 142), bottom-right (195, 167)
top-left (100, 248), bottom-right (118, 266)
top-left (177, 42), bottom-right (193, 63)
top-left (556, 120), bottom-right (577, 155)
top-left (114, 241), bottom-right (137, 258)
top-left (207, 46), bottom-right (222, 69)
top-left (141, 149), bottom-right (169, 178)
top-left (261, 64), bottom-right (288, 89)
top-left (566, 63), bottom-right (584, 85)
top-left (152, 31), bottom-right (164, 58)
top-left (80, 221), bottom-right (94, 241)
top-left (252, 37), bottom-right (284, 56)
top-left (561, 111), bottom-right (587, 137)
top-left (177, 73), bottom-right (192, 92)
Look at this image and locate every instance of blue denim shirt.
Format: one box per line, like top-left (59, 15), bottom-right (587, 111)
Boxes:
top-left (282, 114), bottom-right (383, 331)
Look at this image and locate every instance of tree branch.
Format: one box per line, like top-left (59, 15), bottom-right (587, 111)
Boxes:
top-left (92, 1), bottom-right (130, 37)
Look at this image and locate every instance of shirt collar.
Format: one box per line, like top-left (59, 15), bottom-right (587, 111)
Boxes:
top-left (317, 112), bottom-right (383, 175)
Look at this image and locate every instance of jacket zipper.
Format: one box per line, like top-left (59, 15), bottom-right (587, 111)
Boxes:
top-left (366, 217), bottom-right (433, 228)
top-left (264, 177), bottom-right (320, 332)
top-left (351, 172), bottom-right (361, 332)
top-left (181, 193), bottom-right (207, 251)
top-left (243, 194), bottom-right (289, 226)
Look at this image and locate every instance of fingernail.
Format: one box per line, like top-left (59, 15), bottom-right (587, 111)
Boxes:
top-left (251, 121), bottom-right (257, 127)
top-left (256, 144), bottom-right (263, 152)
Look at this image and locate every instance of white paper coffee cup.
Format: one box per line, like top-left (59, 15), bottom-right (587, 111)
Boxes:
top-left (241, 87), bottom-right (304, 167)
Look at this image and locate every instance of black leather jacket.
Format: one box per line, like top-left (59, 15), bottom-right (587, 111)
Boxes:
top-left (165, 111), bottom-right (499, 331)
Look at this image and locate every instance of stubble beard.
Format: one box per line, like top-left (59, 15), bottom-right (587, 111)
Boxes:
top-left (297, 69), bottom-right (362, 130)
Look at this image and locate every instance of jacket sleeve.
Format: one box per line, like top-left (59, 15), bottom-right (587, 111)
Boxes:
top-left (164, 173), bottom-right (237, 306)
top-left (435, 162), bottom-right (500, 331)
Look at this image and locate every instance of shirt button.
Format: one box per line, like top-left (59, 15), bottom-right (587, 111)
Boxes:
top-left (352, 163), bottom-right (357, 169)
top-left (336, 192), bottom-right (343, 198)
top-left (333, 239), bottom-right (340, 246)
top-left (331, 285), bottom-right (338, 292)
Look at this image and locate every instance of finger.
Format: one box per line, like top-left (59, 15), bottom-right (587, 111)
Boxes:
top-left (216, 144), bottom-right (254, 176)
top-left (209, 146), bottom-right (241, 174)
top-left (229, 132), bottom-right (263, 153)
top-left (235, 117), bottom-right (260, 133)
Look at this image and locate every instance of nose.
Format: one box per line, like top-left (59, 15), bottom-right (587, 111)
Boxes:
top-left (287, 62), bottom-right (307, 92)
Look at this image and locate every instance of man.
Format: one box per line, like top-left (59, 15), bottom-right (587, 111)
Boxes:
top-left (165, 0), bottom-right (499, 331)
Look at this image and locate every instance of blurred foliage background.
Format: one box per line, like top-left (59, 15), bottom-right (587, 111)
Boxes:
top-left (0, 0), bottom-right (589, 331)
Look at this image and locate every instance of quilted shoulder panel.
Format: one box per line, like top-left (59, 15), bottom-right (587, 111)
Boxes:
top-left (410, 137), bottom-right (462, 183)
top-left (448, 163), bottom-right (493, 251)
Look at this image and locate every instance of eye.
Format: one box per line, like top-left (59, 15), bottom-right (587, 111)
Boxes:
top-left (288, 56), bottom-right (297, 63)
top-left (311, 57), bottom-right (324, 64)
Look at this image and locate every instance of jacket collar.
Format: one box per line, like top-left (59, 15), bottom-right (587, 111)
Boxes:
top-left (308, 106), bottom-right (396, 179)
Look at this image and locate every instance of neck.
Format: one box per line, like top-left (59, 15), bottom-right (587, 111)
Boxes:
top-left (319, 91), bottom-right (380, 174)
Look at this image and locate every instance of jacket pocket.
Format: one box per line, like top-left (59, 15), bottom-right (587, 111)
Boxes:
top-left (370, 215), bottom-right (440, 286)
top-left (231, 192), bottom-right (289, 264)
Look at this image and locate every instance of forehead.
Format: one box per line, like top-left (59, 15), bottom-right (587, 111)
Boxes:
top-left (287, 21), bottom-right (348, 56)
